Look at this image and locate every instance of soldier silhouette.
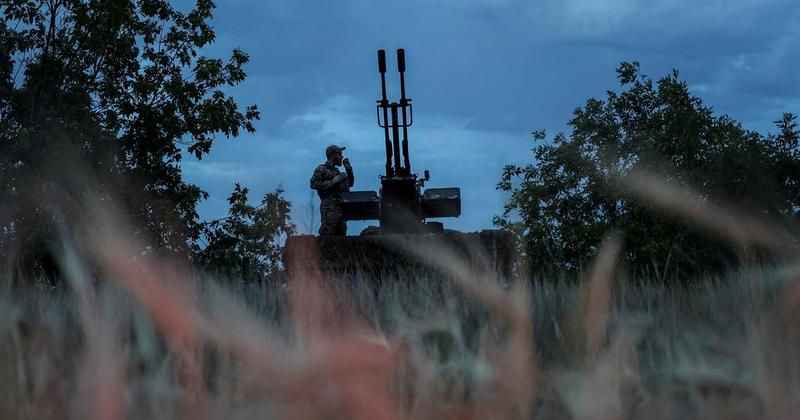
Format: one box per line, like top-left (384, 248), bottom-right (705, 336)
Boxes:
top-left (310, 144), bottom-right (354, 236)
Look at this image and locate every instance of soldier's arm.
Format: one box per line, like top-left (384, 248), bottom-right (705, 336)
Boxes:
top-left (310, 166), bottom-right (345, 191)
top-left (345, 165), bottom-right (354, 188)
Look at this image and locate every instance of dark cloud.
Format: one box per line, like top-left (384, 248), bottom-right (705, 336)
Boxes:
top-left (180, 0), bottom-right (799, 232)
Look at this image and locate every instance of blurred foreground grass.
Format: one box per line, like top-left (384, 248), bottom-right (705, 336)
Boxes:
top-left (0, 249), bottom-right (796, 419)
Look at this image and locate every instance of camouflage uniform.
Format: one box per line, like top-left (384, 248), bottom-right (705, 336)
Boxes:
top-left (310, 150), bottom-right (354, 236)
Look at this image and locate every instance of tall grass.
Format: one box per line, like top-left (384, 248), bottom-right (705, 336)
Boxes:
top-left (3, 172), bottom-right (800, 419)
top-left (1, 241), bottom-right (797, 419)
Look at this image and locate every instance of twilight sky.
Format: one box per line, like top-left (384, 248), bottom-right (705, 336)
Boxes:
top-left (179, 0), bottom-right (800, 234)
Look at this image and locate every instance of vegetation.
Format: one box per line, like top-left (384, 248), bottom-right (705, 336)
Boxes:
top-left (197, 184), bottom-right (295, 282)
top-left (0, 0), bottom-right (295, 280)
top-left (496, 62), bottom-right (800, 278)
top-left (0, 226), bottom-right (793, 419)
top-left (2, 2), bottom-right (800, 417)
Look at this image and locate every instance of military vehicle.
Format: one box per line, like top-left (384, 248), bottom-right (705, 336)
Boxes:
top-left (284, 49), bottom-right (515, 281)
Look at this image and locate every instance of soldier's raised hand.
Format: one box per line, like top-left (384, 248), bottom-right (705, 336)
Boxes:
top-left (342, 158), bottom-right (351, 169)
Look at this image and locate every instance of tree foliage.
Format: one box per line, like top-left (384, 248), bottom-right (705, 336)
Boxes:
top-left (496, 62), bottom-right (800, 278)
top-left (0, 0), bottom-right (260, 272)
top-left (198, 184), bottom-right (295, 282)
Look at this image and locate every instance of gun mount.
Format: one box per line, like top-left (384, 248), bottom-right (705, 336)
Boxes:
top-left (340, 49), bottom-right (461, 234)
top-left (283, 49), bottom-right (514, 283)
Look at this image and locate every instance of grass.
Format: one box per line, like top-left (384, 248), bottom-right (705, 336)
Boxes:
top-left (1, 240), bottom-right (797, 419)
top-left (3, 171), bottom-right (800, 419)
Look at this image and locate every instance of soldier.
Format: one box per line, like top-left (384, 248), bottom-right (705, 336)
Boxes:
top-left (310, 144), bottom-right (354, 236)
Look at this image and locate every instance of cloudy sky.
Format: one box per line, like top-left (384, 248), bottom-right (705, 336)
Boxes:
top-left (179, 0), bottom-right (800, 234)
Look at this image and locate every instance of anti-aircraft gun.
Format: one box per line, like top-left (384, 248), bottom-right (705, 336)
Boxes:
top-left (340, 49), bottom-right (461, 234)
top-left (283, 49), bottom-right (514, 281)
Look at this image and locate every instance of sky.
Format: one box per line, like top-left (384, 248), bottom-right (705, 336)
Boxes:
top-left (179, 0), bottom-right (800, 235)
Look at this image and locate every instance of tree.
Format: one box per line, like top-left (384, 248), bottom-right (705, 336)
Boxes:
top-left (0, 0), bottom-right (259, 272)
top-left (197, 184), bottom-right (295, 282)
top-left (496, 62), bottom-right (800, 278)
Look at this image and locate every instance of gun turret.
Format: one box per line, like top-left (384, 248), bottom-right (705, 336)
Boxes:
top-left (377, 49), bottom-right (413, 176)
top-left (341, 49), bottom-right (461, 234)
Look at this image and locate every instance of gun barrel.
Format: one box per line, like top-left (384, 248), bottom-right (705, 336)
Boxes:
top-left (378, 49), bottom-right (389, 103)
top-left (378, 49), bottom-right (387, 74)
top-left (397, 48), bottom-right (406, 73)
top-left (397, 49), bottom-right (411, 173)
top-left (391, 104), bottom-right (402, 172)
top-left (377, 50), bottom-right (393, 176)
top-left (397, 49), bottom-right (407, 101)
